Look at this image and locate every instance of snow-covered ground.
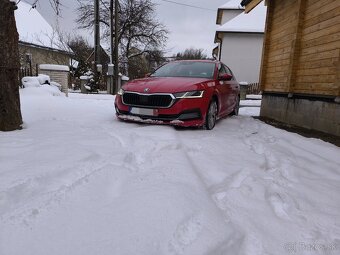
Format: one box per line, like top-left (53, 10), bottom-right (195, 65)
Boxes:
top-left (240, 100), bottom-right (262, 107)
top-left (1, 87), bottom-right (340, 255)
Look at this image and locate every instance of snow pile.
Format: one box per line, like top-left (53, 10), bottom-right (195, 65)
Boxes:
top-left (37, 74), bottom-right (50, 85)
top-left (20, 85), bottom-right (63, 97)
top-left (50, 81), bottom-right (62, 90)
top-left (0, 92), bottom-right (340, 255)
top-left (21, 76), bottom-right (40, 88)
top-left (80, 75), bottom-right (91, 80)
top-left (240, 99), bottom-right (261, 107)
top-left (246, 94), bottom-right (262, 100)
top-left (21, 75), bottom-right (62, 96)
top-left (22, 74), bottom-right (50, 88)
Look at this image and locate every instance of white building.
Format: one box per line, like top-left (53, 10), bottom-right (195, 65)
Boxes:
top-left (214, 1), bottom-right (266, 84)
top-left (216, 0), bottom-right (244, 25)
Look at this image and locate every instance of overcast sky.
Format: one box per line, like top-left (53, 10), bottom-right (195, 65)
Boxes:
top-left (23, 0), bottom-right (229, 57)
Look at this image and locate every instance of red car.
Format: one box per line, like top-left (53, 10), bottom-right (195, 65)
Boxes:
top-left (115, 60), bottom-right (240, 130)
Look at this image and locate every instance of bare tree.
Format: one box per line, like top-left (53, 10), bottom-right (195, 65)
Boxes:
top-left (76, 0), bottom-right (168, 76)
top-left (175, 48), bottom-right (207, 60)
top-left (0, 0), bottom-right (63, 131)
top-left (67, 35), bottom-right (93, 78)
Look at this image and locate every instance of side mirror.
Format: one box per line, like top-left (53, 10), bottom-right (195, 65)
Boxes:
top-left (219, 74), bottom-right (233, 81)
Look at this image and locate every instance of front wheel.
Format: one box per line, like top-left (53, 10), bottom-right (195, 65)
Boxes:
top-left (204, 100), bottom-right (218, 130)
top-left (231, 95), bottom-right (240, 116)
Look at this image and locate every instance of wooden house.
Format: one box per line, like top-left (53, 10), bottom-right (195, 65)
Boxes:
top-left (241, 0), bottom-right (340, 136)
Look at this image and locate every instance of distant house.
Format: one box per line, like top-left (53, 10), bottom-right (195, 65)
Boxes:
top-left (216, 0), bottom-right (244, 25)
top-left (15, 1), bottom-right (72, 75)
top-left (241, 0), bottom-right (340, 136)
top-left (213, 0), bottom-right (244, 59)
top-left (214, 0), bottom-right (266, 83)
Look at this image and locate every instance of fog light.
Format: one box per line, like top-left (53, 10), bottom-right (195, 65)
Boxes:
top-left (178, 111), bottom-right (200, 120)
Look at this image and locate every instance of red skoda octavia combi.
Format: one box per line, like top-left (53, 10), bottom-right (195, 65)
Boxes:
top-left (115, 60), bottom-right (240, 130)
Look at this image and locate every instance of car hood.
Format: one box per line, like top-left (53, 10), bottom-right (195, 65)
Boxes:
top-left (122, 77), bottom-right (211, 94)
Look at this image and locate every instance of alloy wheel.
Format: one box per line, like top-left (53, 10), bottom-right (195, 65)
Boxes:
top-left (205, 100), bottom-right (217, 130)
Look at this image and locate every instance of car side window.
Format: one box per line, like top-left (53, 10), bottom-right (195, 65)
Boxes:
top-left (224, 65), bottom-right (235, 80)
top-left (224, 65), bottom-right (235, 81)
top-left (218, 64), bottom-right (227, 77)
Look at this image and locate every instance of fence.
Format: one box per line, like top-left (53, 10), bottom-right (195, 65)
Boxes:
top-left (247, 82), bottom-right (261, 95)
top-left (19, 64), bottom-right (38, 87)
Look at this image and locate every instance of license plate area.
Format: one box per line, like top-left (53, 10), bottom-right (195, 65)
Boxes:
top-left (130, 107), bottom-right (157, 116)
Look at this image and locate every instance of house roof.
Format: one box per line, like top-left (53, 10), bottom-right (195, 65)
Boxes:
top-left (218, 0), bottom-right (244, 10)
top-left (15, 1), bottom-right (71, 53)
top-left (216, 0), bottom-right (244, 25)
top-left (216, 1), bottom-right (266, 34)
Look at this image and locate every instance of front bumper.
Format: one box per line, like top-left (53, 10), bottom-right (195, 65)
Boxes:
top-left (115, 94), bottom-right (210, 127)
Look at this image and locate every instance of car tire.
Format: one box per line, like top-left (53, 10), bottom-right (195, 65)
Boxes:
top-left (204, 99), bottom-right (218, 130)
top-left (231, 95), bottom-right (240, 116)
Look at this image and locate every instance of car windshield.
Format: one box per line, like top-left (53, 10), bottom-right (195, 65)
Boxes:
top-left (151, 61), bottom-right (215, 79)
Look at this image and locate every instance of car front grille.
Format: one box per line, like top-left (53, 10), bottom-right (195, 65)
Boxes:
top-left (122, 92), bottom-right (174, 108)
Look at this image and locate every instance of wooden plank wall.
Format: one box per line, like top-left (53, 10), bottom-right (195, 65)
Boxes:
top-left (260, 0), bottom-right (340, 96)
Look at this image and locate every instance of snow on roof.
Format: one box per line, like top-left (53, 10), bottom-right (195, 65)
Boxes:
top-left (39, 64), bottom-right (70, 72)
top-left (15, 1), bottom-right (67, 52)
top-left (216, 2), bottom-right (266, 33)
top-left (218, 0), bottom-right (244, 10)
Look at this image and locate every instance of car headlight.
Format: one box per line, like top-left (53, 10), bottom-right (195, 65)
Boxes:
top-left (173, 90), bottom-right (204, 99)
top-left (117, 88), bottom-right (124, 95)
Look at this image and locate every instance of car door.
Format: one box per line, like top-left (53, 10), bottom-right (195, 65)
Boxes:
top-left (216, 64), bottom-right (232, 116)
top-left (224, 65), bottom-right (239, 113)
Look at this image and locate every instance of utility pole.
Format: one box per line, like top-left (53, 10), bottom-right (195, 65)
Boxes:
top-left (107, 0), bottom-right (114, 94)
top-left (94, 0), bottom-right (100, 83)
top-left (114, 0), bottom-right (119, 94)
top-left (110, 0), bottom-right (114, 65)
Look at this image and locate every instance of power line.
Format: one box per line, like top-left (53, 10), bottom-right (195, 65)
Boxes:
top-left (157, 0), bottom-right (216, 12)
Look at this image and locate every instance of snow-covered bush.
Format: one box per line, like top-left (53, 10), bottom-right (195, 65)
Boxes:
top-left (20, 85), bottom-right (63, 97)
top-left (50, 81), bottom-right (62, 90)
top-left (38, 74), bottom-right (50, 85)
top-left (41, 84), bottom-right (62, 96)
top-left (21, 75), bottom-right (63, 96)
top-left (22, 76), bottom-right (40, 88)
top-left (22, 75), bottom-right (52, 88)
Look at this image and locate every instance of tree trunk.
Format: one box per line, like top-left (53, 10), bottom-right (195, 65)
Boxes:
top-left (0, 1), bottom-right (23, 131)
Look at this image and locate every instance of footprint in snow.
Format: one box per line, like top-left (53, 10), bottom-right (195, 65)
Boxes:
top-left (266, 192), bottom-right (291, 220)
top-left (123, 152), bottom-right (150, 170)
top-left (242, 233), bottom-right (265, 255)
top-left (168, 214), bottom-right (203, 255)
top-left (234, 170), bottom-right (250, 187)
top-left (263, 151), bottom-right (280, 172)
top-left (210, 169), bottom-right (250, 195)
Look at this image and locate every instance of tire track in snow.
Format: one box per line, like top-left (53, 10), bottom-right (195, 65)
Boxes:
top-left (107, 127), bottom-right (242, 254)
top-left (168, 130), bottom-right (247, 254)
top-left (172, 118), bottom-right (319, 254)
top-left (0, 160), bottom-right (125, 224)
